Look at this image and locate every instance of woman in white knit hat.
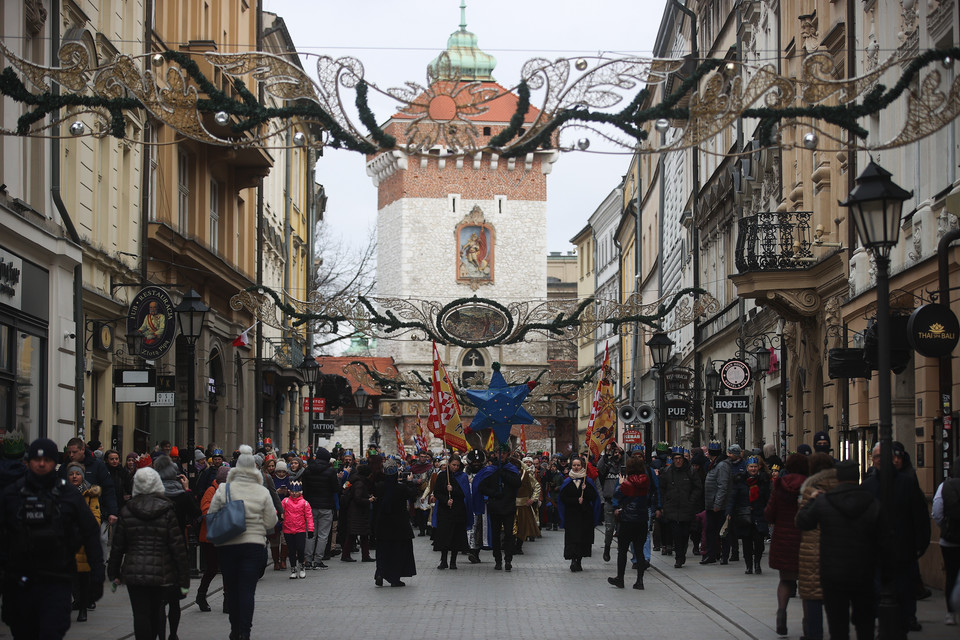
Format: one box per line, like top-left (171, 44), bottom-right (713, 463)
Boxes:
top-left (206, 444), bottom-right (278, 640)
top-left (107, 466), bottom-right (190, 640)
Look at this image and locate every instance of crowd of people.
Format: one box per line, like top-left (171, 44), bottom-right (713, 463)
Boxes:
top-left (1, 429), bottom-right (959, 640)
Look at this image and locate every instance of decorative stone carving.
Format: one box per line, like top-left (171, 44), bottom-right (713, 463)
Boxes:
top-left (799, 12), bottom-right (820, 54)
top-left (25, 0), bottom-right (48, 35)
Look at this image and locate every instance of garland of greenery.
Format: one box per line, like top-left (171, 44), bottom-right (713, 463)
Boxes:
top-left (608, 287), bottom-right (708, 332)
top-left (3, 48), bottom-right (957, 154)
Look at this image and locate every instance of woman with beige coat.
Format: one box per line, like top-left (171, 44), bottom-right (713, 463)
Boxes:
top-left (796, 452), bottom-right (837, 640)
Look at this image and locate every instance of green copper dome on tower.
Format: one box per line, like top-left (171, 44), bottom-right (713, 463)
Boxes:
top-left (428, 1), bottom-right (496, 82)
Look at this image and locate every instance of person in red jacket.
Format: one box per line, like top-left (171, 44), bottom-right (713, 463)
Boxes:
top-left (765, 452), bottom-right (809, 637)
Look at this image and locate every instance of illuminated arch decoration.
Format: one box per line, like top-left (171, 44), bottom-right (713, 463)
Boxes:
top-left (1, 39), bottom-right (959, 156)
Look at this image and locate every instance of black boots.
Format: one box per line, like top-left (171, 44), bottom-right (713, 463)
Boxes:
top-left (603, 545), bottom-right (611, 562)
top-left (607, 575), bottom-right (624, 588)
top-left (633, 563), bottom-right (646, 589)
top-left (449, 552), bottom-right (458, 570)
top-left (195, 593), bottom-right (211, 612)
top-left (754, 558), bottom-right (762, 574)
top-left (569, 558), bottom-right (582, 572)
top-left (438, 551), bottom-right (449, 570)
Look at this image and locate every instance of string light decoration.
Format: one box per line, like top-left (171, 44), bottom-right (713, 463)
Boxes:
top-left (1, 39), bottom-right (958, 156)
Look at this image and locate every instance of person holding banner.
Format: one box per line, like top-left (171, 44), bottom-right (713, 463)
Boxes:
top-left (558, 455), bottom-right (602, 572)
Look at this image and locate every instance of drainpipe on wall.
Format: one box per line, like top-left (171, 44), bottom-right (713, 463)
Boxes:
top-left (49, 0), bottom-right (85, 439)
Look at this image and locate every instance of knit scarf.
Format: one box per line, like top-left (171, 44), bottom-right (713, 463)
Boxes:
top-left (747, 474), bottom-right (759, 503)
top-left (568, 468), bottom-right (587, 480)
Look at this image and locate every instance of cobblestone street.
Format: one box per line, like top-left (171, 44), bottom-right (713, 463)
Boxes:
top-left (15, 526), bottom-right (954, 640)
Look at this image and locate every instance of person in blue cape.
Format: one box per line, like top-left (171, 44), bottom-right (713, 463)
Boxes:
top-left (431, 455), bottom-right (473, 570)
top-left (557, 454), bottom-right (602, 572)
top-left (477, 449), bottom-right (522, 571)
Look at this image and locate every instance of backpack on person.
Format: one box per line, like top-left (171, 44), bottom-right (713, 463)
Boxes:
top-left (941, 478), bottom-right (960, 544)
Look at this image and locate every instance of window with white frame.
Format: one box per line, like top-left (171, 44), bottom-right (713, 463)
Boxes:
top-left (177, 150), bottom-right (190, 233)
top-left (209, 178), bottom-right (219, 252)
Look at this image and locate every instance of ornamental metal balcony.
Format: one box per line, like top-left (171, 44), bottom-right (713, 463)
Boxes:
top-left (735, 211), bottom-right (814, 272)
top-left (264, 336), bottom-right (306, 369)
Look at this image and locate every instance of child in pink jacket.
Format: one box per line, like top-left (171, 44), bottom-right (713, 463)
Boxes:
top-left (281, 480), bottom-right (314, 578)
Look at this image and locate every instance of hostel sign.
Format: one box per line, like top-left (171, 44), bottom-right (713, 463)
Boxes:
top-left (712, 395), bottom-right (750, 414)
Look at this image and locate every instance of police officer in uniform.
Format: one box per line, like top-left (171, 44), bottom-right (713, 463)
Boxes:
top-left (0, 438), bottom-right (104, 639)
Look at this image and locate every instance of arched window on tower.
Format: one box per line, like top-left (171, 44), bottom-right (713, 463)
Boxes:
top-left (461, 349), bottom-right (486, 387)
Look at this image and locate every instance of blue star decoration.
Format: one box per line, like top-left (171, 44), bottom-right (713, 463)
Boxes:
top-left (464, 362), bottom-right (536, 444)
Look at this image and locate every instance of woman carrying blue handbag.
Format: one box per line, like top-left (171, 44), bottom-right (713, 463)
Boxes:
top-left (206, 445), bottom-right (278, 640)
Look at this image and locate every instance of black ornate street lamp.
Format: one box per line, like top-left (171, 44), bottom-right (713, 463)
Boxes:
top-left (353, 386), bottom-right (369, 455)
top-left (841, 158), bottom-right (912, 640)
top-left (566, 400), bottom-right (579, 453)
top-left (371, 413), bottom-right (382, 448)
top-left (547, 422), bottom-right (556, 455)
top-left (647, 331), bottom-right (674, 448)
top-left (174, 289), bottom-right (209, 452)
top-left (300, 355), bottom-right (319, 452)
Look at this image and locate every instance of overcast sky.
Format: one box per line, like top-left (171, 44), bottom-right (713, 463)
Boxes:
top-left (262, 0), bottom-right (669, 255)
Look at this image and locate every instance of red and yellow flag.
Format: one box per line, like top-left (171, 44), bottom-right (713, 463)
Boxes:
top-left (414, 408), bottom-right (429, 453)
top-left (428, 342), bottom-right (468, 451)
top-left (485, 429), bottom-right (496, 452)
top-left (395, 423), bottom-right (406, 458)
top-left (519, 423), bottom-right (527, 454)
top-left (585, 342), bottom-right (617, 459)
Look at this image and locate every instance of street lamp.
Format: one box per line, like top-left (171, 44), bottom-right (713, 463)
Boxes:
top-left (353, 386), bottom-right (369, 455)
top-left (371, 413), bottom-right (382, 449)
top-left (300, 355), bottom-right (320, 453)
top-left (565, 399), bottom-right (579, 453)
top-left (647, 331), bottom-right (674, 447)
top-left (174, 289), bottom-right (209, 452)
top-left (840, 158), bottom-right (912, 640)
top-left (546, 423), bottom-right (556, 455)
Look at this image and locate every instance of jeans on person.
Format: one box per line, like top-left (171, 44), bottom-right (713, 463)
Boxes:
top-left (218, 544), bottom-right (267, 639)
top-left (127, 584), bottom-right (167, 640)
top-left (305, 508), bottom-right (333, 562)
top-left (285, 532), bottom-right (306, 567)
top-left (802, 598), bottom-right (825, 640)
top-left (603, 500), bottom-right (616, 550)
top-left (942, 545), bottom-right (960, 613)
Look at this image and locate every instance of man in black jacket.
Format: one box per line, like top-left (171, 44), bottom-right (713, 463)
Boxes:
top-left (797, 460), bottom-right (882, 640)
top-left (1, 438), bottom-right (104, 639)
top-left (596, 443), bottom-right (623, 562)
top-left (478, 450), bottom-right (522, 572)
top-left (301, 447), bottom-right (339, 569)
top-left (660, 448), bottom-right (704, 568)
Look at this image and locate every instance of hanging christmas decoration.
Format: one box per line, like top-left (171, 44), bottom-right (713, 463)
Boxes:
top-left (0, 38), bottom-right (957, 156)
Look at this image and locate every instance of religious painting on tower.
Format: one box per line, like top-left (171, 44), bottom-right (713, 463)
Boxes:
top-left (456, 207), bottom-right (495, 288)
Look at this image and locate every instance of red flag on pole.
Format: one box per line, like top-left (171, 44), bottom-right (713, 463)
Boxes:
top-left (428, 342), bottom-right (468, 451)
top-left (395, 423), bottom-right (406, 458)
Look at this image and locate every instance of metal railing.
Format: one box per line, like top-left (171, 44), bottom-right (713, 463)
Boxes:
top-left (263, 336), bottom-right (305, 368)
top-left (736, 211), bottom-right (814, 272)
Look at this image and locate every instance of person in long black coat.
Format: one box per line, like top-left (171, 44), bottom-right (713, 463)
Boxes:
top-left (557, 456), bottom-right (602, 572)
top-left (432, 456), bottom-right (472, 570)
top-left (372, 459), bottom-right (419, 587)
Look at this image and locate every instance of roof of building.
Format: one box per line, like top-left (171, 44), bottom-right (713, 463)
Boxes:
top-left (316, 356), bottom-right (397, 397)
top-left (427, 1), bottom-right (496, 82)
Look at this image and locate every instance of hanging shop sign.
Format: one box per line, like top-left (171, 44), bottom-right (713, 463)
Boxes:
top-left (720, 359), bottom-right (752, 391)
top-left (907, 304), bottom-right (960, 358)
top-left (666, 399), bottom-right (692, 420)
top-left (0, 248), bottom-right (23, 310)
top-left (127, 286), bottom-right (177, 360)
top-left (712, 395), bottom-right (751, 413)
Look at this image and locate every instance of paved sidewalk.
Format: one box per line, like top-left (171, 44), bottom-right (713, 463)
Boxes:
top-left (645, 541), bottom-right (957, 640)
top-left (3, 529), bottom-right (954, 640)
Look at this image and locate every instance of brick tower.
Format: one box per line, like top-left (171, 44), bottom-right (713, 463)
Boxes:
top-left (367, 3), bottom-right (557, 447)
